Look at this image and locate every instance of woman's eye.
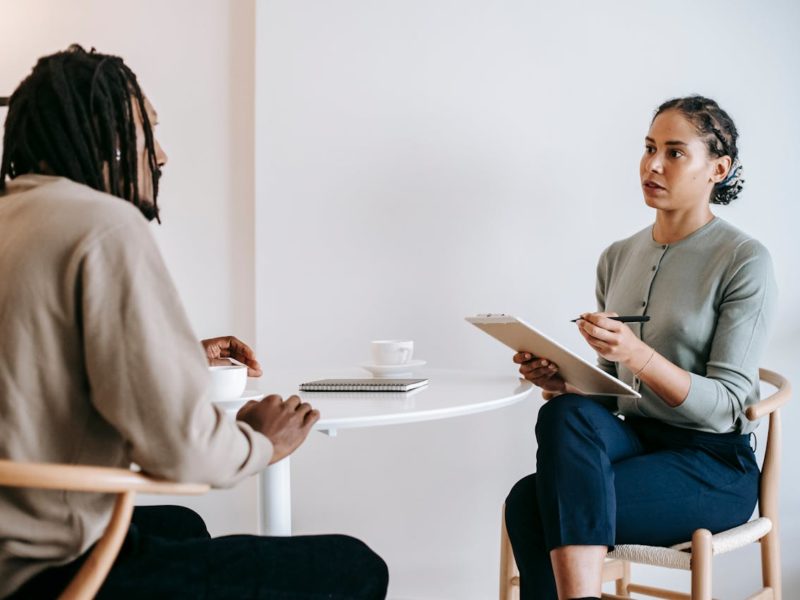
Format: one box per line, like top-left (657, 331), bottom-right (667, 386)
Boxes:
top-left (668, 149), bottom-right (684, 158)
top-left (645, 145), bottom-right (655, 154)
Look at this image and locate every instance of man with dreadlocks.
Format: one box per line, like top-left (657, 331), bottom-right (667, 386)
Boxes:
top-left (0, 46), bottom-right (388, 599)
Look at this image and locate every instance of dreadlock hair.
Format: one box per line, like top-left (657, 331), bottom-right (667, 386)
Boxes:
top-left (0, 44), bottom-right (161, 221)
top-left (653, 96), bottom-right (743, 205)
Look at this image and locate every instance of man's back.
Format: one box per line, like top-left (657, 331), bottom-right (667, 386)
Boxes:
top-left (0, 175), bottom-right (272, 595)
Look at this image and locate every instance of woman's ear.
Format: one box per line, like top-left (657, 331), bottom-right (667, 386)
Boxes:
top-left (710, 155), bottom-right (733, 183)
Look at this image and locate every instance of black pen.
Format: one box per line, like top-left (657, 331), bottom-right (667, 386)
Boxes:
top-left (570, 315), bottom-right (650, 323)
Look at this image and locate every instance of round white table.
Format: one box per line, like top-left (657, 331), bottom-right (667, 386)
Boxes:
top-left (218, 368), bottom-right (534, 535)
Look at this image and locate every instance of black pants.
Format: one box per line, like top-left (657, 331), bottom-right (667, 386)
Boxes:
top-left (11, 506), bottom-right (389, 599)
top-left (504, 394), bottom-right (759, 600)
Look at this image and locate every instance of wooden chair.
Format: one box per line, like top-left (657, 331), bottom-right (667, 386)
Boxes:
top-left (499, 368), bottom-right (790, 600)
top-left (0, 460), bottom-right (209, 600)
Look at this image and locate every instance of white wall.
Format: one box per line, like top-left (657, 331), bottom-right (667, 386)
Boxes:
top-left (0, 0), bottom-right (260, 534)
top-left (254, 1), bottom-right (800, 598)
top-left (2, 1), bottom-right (798, 598)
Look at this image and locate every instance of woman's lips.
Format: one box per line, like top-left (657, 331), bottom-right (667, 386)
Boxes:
top-left (643, 181), bottom-right (666, 191)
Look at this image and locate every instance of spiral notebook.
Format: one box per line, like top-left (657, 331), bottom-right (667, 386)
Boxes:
top-left (299, 378), bottom-right (429, 392)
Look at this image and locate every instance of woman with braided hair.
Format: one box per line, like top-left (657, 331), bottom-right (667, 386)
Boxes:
top-left (504, 96), bottom-right (775, 599)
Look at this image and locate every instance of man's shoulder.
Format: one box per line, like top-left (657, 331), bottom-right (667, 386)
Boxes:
top-left (6, 175), bottom-right (151, 250)
top-left (45, 177), bottom-right (147, 228)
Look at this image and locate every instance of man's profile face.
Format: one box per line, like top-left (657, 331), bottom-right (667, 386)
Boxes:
top-left (133, 96), bottom-right (168, 214)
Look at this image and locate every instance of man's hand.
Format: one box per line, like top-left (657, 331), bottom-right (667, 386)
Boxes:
top-left (236, 395), bottom-right (319, 464)
top-left (202, 336), bottom-right (262, 377)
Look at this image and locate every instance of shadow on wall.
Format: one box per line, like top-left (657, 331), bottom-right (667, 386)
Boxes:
top-left (226, 0), bottom-right (256, 341)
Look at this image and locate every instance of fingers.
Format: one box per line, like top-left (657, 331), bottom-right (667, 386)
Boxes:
top-left (263, 394), bottom-right (317, 424)
top-left (284, 395), bottom-right (301, 411)
top-left (292, 399), bottom-right (317, 428)
top-left (263, 393), bottom-right (284, 406)
top-left (227, 337), bottom-right (263, 376)
top-left (578, 312), bottom-right (622, 333)
top-left (576, 316), bottom-right (619, 342)
top-left (513, 352), bottom-right (535, 364)
top-left (202, 336), bottom-right (263, 377)
top-left (303, 408), bottom-right (320, 428)
top-left (518, 357), bottom-right (559, 378)
top-left (578, 324), bottom-right (609, 352)
top-left (209, 357), bottom-right (234, 367)
top-left (235, 399), bottom-right (259, 419)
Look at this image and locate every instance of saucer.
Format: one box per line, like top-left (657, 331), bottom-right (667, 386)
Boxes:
top-left (360, 359), bottom-right (426, 378)
top-left (215, 389), bottom-right (264, 406)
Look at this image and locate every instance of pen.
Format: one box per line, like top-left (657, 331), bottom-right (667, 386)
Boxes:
top-left (570, 315), bottom-right (650, 323)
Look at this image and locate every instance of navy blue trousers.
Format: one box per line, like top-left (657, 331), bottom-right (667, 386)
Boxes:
top-left (10, 506), bottom-right (388, 599)
top-left (504, 394), bottom-right (759, 600)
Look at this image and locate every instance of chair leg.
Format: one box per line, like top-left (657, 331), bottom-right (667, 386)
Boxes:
top-left (760, 528), bottom-right (781, 600)
top-left (690, 529), bottom-right (712, 600)
top-left (616, 559), bottom-right (630, 596)
top-left (499, 506), bottom-right (519, 600)
top-left (601, 559), bottom-right (630, 598)
top-left (60, 490), bottom-right (135, 600)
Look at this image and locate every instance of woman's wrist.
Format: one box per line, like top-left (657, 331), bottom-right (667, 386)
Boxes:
top-left (625, 342), bottom-right (655, 376)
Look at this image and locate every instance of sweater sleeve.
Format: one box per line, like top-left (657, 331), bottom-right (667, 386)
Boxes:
top-left (584, 246), bottom-right (620, 411)
top-left (78, 215), bottom-right (273, 487)
top-left (594, 247), bottom-right (618, 377)
top-left (670, 240), bottom-right (777, 432)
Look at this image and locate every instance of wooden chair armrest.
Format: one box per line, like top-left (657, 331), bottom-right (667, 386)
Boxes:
top-left (0, 460), bottom-right (209, 495)
top-left (746, 369), bottom-right (791, 421)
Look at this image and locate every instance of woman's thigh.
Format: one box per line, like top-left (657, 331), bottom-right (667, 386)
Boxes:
top-left (613, 446), bottom-right (759, 547)
top-left (535, 394), bottom-right (643, 463)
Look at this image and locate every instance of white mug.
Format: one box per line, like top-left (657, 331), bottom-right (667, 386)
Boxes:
top-left (208, 365), bottom-right (248, 402)
top-left (371, 340), bottom-right (414, 366)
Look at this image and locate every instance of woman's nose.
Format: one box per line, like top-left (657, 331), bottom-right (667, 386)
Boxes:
top-left (646, 153), bottom-right (663, 173)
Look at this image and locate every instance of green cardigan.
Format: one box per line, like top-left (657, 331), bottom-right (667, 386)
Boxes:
top-left (596, 217), bottom-right (777, 434)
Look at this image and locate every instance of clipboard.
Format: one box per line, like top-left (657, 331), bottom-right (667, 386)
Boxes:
top-left (466, 314), bottom-right (640, 398)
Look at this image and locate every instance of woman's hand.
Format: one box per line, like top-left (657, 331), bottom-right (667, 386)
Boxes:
top-left (202, 336), bottom-right (263, 377)
top-left (575, 312), bottom-right (648, 367)
top-left (513, 352), bottom-right (567, 397)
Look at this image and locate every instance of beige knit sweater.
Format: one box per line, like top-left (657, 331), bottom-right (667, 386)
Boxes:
top-left (0, 175), bottom-right (273, 596)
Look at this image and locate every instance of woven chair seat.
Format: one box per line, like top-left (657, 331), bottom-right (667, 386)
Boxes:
top-left (607, 517), bottom-right (772, 570)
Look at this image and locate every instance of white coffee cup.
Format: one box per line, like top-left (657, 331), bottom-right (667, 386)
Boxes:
top-left (371, 340), bottom-right (414, 366)
top-left (208, 364), bottom-right (248, 401)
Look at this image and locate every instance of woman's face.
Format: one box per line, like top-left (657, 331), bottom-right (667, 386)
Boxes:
top-left (640, 109), bottom-right (730, 213)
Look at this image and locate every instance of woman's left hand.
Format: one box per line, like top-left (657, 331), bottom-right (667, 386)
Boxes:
top-left (576, 312), bottom-right (647, 365)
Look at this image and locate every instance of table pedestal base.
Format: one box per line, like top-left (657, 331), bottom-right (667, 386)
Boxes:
top-left (258, 457), bottom-right (292, 535)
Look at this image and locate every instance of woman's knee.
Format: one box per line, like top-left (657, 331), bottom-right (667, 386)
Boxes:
top-left (504, 474), bottom-right (539, 536)
top-left (535, 394), bottom-right (604, 442)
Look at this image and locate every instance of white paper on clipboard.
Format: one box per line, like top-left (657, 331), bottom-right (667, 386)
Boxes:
top-left (466, 314), bottom-right (640, 398)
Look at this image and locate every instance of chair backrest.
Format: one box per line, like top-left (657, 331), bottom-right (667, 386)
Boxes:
top-left (749, 369), bottom-right (790, 525)
top-left (0, 461), bottom-right (208, 600)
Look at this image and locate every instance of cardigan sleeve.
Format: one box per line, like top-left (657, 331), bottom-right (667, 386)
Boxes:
top-left (668, 240), bottom-right (777, 432)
